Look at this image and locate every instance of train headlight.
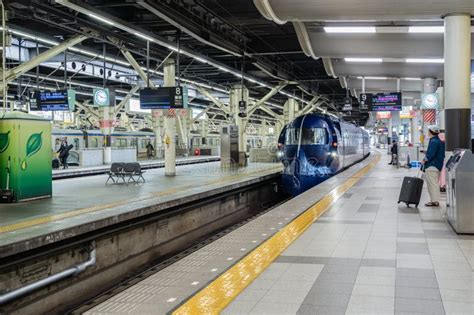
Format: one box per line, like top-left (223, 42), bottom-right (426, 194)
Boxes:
top-left (331, 152), bottom-right (338, 157)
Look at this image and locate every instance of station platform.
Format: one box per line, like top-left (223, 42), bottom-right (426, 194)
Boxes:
top-left (85, 152), bottom-right (474, 315)
top-left (52, 156), bottom-right (220, 179)
top-left (0, 161), bottom-right (281, 258)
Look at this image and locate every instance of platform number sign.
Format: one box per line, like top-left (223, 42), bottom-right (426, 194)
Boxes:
top-left (359, 93), bottom-right (373, 111)
top-left (343, 97), bottom-right (352, 111)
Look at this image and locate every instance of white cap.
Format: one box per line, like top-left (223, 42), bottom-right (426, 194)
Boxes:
top-left (428, 125), bottom-right (440, 134)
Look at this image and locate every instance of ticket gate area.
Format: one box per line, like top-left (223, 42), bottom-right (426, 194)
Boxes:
top-left (446, 149), bottom-right (474, 234)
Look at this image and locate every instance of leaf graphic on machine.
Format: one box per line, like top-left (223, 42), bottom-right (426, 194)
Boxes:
top-left (21, 132), bottom-right (43, 170)
top-left (0, 130), bottom-right (10, 153)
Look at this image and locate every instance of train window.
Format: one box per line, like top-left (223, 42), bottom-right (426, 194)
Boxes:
top-left (285, 128), bottom-right (328, 145)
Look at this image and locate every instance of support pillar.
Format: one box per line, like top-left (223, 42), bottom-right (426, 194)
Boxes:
top-left (163, 59), bottom-right (176, 176)
top-left (421, 78), bottom-right (437, 147)
top-left (283, 98), bottom-right (298, 124)
top-left (230, 84), bottom-right (249, 165)
top-left (444, 13), bottom-right (472, 151)
top-left (100, 106), bottom-right (114, 164)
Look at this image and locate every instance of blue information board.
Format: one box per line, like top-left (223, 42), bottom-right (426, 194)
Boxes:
top-left (140, 86), bottom-right (188, 109)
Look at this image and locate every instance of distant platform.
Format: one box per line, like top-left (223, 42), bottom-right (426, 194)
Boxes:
top-left (52, 156), bottom-right (220, 179)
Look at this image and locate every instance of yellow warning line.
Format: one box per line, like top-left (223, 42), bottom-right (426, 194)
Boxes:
top-left (173, 154), bottom-right (380, 315)
top-left (0, 167), bottom-right (280, 234)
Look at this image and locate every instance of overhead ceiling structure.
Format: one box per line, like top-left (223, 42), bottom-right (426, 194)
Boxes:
top-left (255, 0), bottom-right (474, 103)
top-left (3, 0), bottom-right (368, 124)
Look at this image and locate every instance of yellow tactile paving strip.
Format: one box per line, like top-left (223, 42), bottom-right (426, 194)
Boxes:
top-left (173, 154), bottom-right (380, 315)
top-left (0, 166), bottom-right (280, 234)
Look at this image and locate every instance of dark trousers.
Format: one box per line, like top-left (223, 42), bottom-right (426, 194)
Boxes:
top-left (61, 156), bottom-right (68, 169)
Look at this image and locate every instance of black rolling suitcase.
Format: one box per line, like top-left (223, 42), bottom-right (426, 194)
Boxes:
top-left (398, 173), bottom-right (424, 208)
top-left (52, 158), bottom-right (60, 170)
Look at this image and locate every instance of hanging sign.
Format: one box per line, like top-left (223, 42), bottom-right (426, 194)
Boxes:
top-left (30, 89), bottom-right (75, 111)
top-left (343, 97), bottom-right (352, 111)
top-left (359, 93), bottom-right (373, 111)
top-left (140, 86), bottom-right (188, 109)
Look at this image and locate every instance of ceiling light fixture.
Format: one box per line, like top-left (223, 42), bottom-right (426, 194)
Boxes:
top-left (408, 26), bottom-right (444, 33)
top-left (406, 58), bottom-right (444, 63)
top-left (403, 77), bottom-right (422, 80)
top-left (324, 26), bottom-right (376, 33)
top-left (88, 13), bottom-right (115, 26)
top-left (134, 32), bottom-right (155, 42)
top-left (345, 58), bottom-right (383, 63)
top-left (356, 76), bottom-right (388, 80)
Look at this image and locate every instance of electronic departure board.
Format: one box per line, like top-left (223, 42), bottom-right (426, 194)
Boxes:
top-left (30, 89), bottom-right (74, 111)
top-left (371, 92), bottom-right (402, 111)
top-left (140, 86), bottom-right (188, 109)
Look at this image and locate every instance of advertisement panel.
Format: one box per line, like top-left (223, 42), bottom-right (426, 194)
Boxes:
top-left (0, 112), bottom-right (52, 202)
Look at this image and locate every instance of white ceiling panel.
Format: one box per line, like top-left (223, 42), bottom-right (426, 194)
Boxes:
top-left (332, 61), bottom-right (444, 78)
top-left (255, 0), bottom-right (474, 22)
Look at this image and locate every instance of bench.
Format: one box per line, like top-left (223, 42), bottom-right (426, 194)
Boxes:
top-left (106, 162), bottom-right (145, 184)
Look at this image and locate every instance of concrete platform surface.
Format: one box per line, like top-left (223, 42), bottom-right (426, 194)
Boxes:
top-left (0, 161), bottom-right (281, 257)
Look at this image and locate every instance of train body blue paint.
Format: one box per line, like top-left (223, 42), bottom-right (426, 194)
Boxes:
top-left (278, 114), bottom-right (370, 196)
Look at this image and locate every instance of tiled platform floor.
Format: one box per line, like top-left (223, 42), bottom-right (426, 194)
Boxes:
top-left (224, 153), bottom-right (474, 315)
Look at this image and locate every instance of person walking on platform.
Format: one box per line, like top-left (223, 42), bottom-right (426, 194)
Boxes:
top-left (422, 126), bottom-right (445, 207)
top-left (146, 141), bottom-right (154, 159)
top-left (57, 138), bottom-right (70, 169)
top-left (388, 140), bottom-right (398, 165)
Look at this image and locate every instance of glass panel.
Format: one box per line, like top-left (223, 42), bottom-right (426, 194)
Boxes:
top-left (285, 128), bottom-right (327, 145)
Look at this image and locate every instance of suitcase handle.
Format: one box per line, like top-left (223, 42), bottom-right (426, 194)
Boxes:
top-left (417, 164), bottom-right (425, 178)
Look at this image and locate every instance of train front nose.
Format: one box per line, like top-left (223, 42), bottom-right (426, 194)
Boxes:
top-left (281, 148), bottom-right (306, 196)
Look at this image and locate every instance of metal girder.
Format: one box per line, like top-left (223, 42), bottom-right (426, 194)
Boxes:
top-left (75, 101), bottom-right (99, 119)
top-left (299, 95), bottom-right (322, 115)
top-left (3, 34), bottom-right (88, 84)
top-left (195, 86), bottom-right (231, 115)
top-left (247, 82), bottom-right (287, 117)
top-left (191, 104), bottom-right (216, 123)
top-left (259, 104), bottom-right (281, 119)
top-left (119, 46), bottom-right (153, 87)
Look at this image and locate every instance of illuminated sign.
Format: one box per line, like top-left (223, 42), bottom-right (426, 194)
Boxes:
top-left (372, 92), bottom-right (402, 111)
top-left (140, 86), bottom-right (188, 109)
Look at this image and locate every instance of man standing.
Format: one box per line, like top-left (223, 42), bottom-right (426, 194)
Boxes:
top-left (422, 126), bottom-right (445, 207)
top-left (388, 140), bottom-right (398, 165)
top-left (146, 141), bottom-right (154, 159)
top-left (57, 138), bottom-right (70, 169)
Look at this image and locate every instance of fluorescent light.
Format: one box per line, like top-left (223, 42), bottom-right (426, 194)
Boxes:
top-left (406, 58), bottom-right (444, 63)
top-left (194, 56), bottom-right (207, 64)
top-left (408, 26), bottom-right (444, 33)
top-left (88, 13), bottom-right (115, 26)
top-left (324, 26), bottom-right (376, 33)
top-left (403, 77), bottom-right (422, 80)
top-left (357, 76), bottom-right (387, 80)
top-left (345, 58), bottom-right (383, 63)
top-left (134, 32), bottom-right (154, 42)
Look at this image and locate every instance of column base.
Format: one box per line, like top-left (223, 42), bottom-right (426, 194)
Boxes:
top-left (445, 108), bottom-right (471, 151)
top-left (165, 172), bottom-right (176, 177)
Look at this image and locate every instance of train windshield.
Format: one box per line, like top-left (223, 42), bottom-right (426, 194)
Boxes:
top-left (285, 128), bottom-right (327, 145)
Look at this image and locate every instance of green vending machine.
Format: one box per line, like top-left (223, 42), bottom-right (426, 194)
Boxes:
top-left (0, 112), bottom-right (52, 202)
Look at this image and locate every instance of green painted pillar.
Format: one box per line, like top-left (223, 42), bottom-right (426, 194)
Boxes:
top-left (0, 112), bottom-right (52, 202)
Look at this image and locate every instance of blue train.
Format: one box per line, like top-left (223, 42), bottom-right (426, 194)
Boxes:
top-left (278, 113), bottom-right (370, 196)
